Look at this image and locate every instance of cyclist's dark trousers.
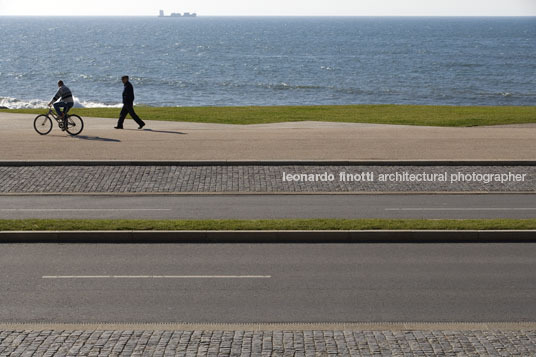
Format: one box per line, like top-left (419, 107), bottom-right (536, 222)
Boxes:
top-left (53, 102), bottom-right (73, 117)
top-left (117, 103), bottom-right (145, 127)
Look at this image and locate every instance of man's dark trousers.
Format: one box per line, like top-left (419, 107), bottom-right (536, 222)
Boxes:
top-left (117, 102), bottom-right (144, 128)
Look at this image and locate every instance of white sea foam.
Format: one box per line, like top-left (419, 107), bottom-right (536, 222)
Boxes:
top-left (0, 96), bottom-right (122, 109)
top-left (74, 97), bottom-right (123, 108)
top-left (0, 97), bottom-right (48, 109)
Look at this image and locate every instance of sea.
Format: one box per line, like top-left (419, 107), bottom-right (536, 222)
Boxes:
top-left (0, 16), bottom-right (534, 108)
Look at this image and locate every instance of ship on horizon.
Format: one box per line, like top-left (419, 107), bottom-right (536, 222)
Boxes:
top-left (158, 10), bottom-right (197, 18)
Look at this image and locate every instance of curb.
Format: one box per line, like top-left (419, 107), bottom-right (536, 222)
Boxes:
top-left (1, 322), bottom-right (536, 331)
top-left (1, 191), bottom-right (535, 196)
top-left (1, 230), bottom-right (536, 243)
top-left (0, 160), bottom-right (536, 166)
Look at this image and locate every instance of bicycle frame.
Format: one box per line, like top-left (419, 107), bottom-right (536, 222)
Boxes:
top-left (48, 107), bottom-right (64, 121)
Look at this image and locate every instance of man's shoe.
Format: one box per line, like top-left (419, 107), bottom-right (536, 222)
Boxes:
top-left (138, 123), bottom-right (145, 130)
top-left (114, 126), bottom-right (123, 129)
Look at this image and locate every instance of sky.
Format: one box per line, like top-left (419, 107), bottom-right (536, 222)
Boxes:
top-left (0, 0), bottom-right (535, 16)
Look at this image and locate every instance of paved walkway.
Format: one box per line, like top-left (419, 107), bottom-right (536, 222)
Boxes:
top-left (1, 328), bottom-right (535, 356)
top-left (0, 164), bottom-right (534, 193)
top-left (2, 113), bottom-right (536, 161)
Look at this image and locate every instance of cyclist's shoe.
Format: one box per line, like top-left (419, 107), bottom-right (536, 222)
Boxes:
top-left (62, 119), bottom-right (68, 131)
top-left (114, 126), bottom-right (123, 129)
top-left (138, 123), bottom-right (145, 130)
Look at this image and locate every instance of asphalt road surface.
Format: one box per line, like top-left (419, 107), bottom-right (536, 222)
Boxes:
top-left (1, 243), bottom-right (535, 323)
top-left (0, 193), bottom-right (535, 220)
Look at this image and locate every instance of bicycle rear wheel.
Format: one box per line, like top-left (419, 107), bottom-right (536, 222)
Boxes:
top-left (66, 114), bottom-right (84, 136)
top-left (33, 114), bottom-right (53, 135)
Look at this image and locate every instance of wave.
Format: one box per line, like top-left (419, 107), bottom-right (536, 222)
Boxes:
top-left (256, 83), bottom-right (326, 91)
top-left (445, 62), bottom-right (484, 68)
top-left (0, 96), bottom-right (122, 109)
top-left (474, 91), bottom-right (536, 98)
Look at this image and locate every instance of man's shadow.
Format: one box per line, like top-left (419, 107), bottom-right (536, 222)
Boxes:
top-left (125, 128), bottom-right (187, 135)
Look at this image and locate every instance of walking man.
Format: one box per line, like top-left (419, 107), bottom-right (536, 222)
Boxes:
top-left (48, 80), bottom-right (74, 131)
top-left (115, 75), bottom-right (145, 129)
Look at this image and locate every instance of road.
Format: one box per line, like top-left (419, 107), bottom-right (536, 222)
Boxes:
top-left (1, 243), bottom-right (535, 323)
top-left (0, 193), bottom-right (535, 219)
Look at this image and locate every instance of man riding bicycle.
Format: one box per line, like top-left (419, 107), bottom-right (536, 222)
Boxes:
top-left (48, 80), bottom-right (74, 131)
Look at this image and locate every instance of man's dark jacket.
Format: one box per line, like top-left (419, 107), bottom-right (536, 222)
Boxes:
top-left (122, 81), bottom-right (135, 105)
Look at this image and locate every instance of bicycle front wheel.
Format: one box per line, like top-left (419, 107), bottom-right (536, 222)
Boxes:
top-left (33, 114), bottom-right (53, 135)
top-left (66, 114), bottom-right (84, 136)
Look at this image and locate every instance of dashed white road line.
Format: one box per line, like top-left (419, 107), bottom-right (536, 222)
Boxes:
top-left (42, 275), bottom-right (272, 279)
top-left (386, 208), bottom-right (536, 211)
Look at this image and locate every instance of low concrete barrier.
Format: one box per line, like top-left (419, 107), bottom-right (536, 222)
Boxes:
top-left (0, 160), bottom-right (535, 166)
top-left (1, 230), bottom-right (535, 243)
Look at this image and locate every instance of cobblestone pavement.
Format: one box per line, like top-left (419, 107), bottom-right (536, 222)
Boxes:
top-left (0, 165), bottom-right (534, 193)
top-left (1, 329), bottom-right (536, 356)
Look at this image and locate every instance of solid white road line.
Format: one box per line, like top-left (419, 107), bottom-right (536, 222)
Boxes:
top-left (42, 275), bottom-right (272, 279)
top-left (386, 208), bottom-right (536, 211)
top-left (1, 209), bottom-right (171, 211)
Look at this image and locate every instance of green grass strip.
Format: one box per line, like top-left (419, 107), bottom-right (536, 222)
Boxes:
top-left (1, 219), bottom-right (535, 231)
top-left (3, 104), bottom-right (536, 127)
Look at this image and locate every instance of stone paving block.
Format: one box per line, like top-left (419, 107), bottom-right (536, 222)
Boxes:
top-left (0, 165), bottom-right (534, 193)
top-left (1, 329), bottom-right (536, 355)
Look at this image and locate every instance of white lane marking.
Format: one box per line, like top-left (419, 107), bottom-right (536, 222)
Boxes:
top-left (1, 209), bottom-right (171, 212)
top-left (386, 208), bottom-right (536, 211)
top-left (42, 275), bottom-right (272, 279)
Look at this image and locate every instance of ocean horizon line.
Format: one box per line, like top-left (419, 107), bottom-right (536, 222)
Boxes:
top-left (1, 15), bottom-right (535, 18)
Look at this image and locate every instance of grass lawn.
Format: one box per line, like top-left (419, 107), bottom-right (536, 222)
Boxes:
top-left (2, 104), bottom-right (535, 127)
top-left (1, 218), bottom-right (535, 231)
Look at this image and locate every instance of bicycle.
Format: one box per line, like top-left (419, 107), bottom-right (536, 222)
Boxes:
top-left (33, 106), bottom-right (84, 136)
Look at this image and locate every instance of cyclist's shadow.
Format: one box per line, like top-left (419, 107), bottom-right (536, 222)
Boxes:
top-left (70, 135), bottom-right (121, 142)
